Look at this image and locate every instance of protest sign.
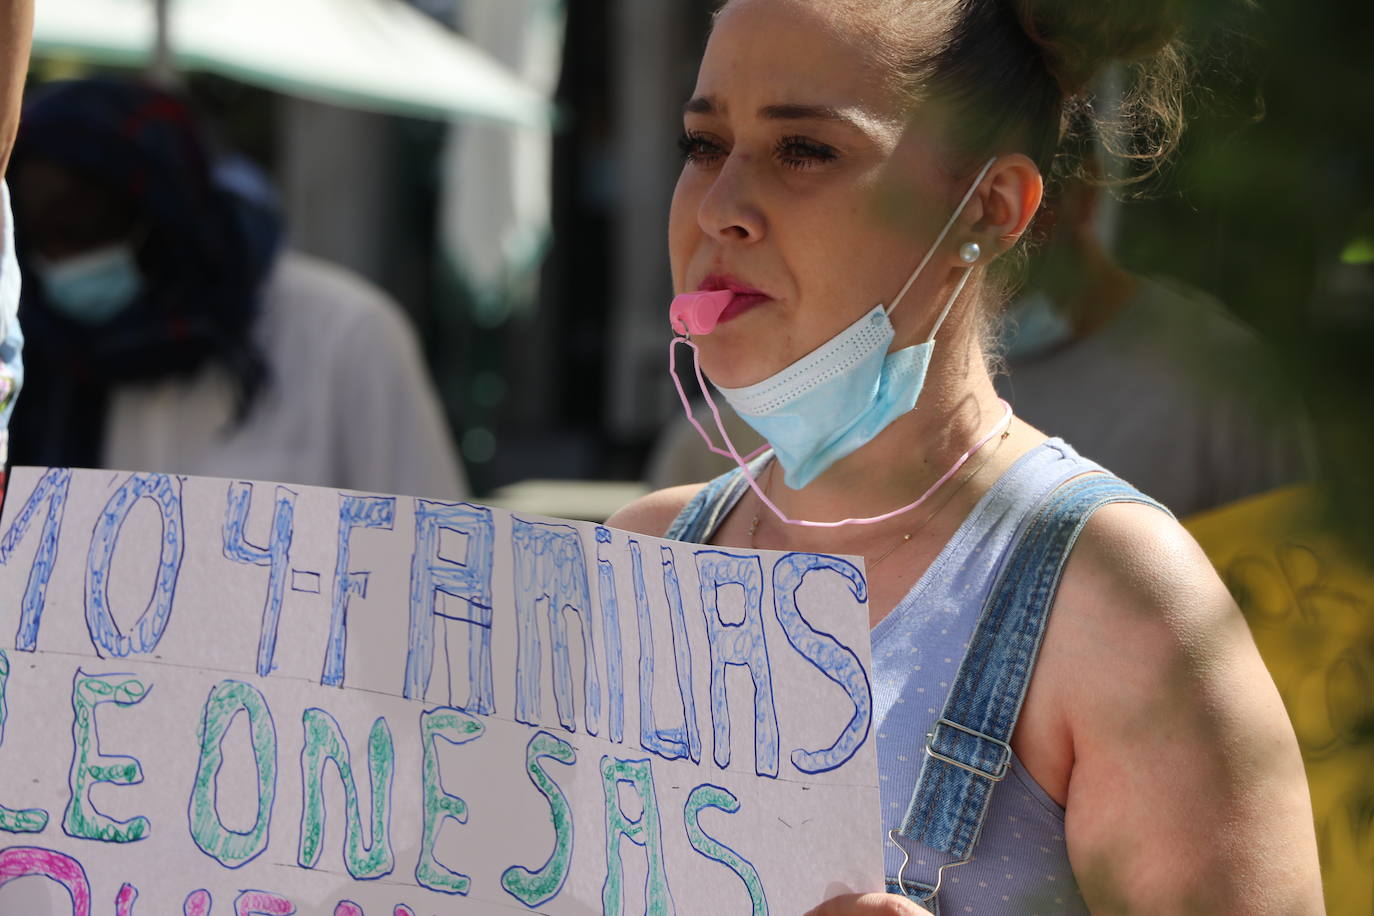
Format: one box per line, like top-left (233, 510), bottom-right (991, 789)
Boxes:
top-left (0, 467), bottom-right (882, 914)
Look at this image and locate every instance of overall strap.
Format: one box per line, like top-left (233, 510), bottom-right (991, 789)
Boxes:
top-left (663, 457), bottom-right (766, 544)
top-left (891, 472), bottom-right (1170, 897)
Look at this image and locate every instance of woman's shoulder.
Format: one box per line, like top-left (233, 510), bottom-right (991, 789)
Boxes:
top-left (1047, 496), bottom-right (1290, 761)
top-left (1056, 499), bottom-right (1231, 658)
top-left (1041, 499), bottom-right (1319, 908)
top-left (605, 483), bottom-right (708, 538)
top-left (1025, 496), bottom-right (1259, 759)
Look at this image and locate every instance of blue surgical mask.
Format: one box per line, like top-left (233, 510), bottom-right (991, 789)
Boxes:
top-left (709, 158), bottom-right (997, 490)
top-left (1002, 291), bottom-right (1074, 359)
top-left (35, 243), bottom-right (145, 325)
top-left (716, 305), bottom-right (933, 489)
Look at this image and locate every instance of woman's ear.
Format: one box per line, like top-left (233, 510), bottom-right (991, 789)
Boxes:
top-left (970, 154), bottom-right (1043, 251)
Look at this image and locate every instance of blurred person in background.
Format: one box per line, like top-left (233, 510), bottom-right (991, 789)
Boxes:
top-left (996, 162), bottom-right (1312, 517)
top-left (0, 0), bottom-right (33, 496)
top-left (5, 78), bottom-right (467, 498)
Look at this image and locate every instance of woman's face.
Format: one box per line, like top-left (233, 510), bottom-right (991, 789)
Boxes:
top-left (669, 0), bottom-right (962, 387)
top-left (13, 161), bottom-right (139, 261)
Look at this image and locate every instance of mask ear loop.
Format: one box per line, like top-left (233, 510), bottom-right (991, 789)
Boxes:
top-left (884, 156), bottom-right (997, 326)
top-left (666, 155), bottom-right (1009, 529)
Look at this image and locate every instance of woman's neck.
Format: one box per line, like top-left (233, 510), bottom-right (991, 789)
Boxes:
top-left (750, 334), bottom-right (1012, 555)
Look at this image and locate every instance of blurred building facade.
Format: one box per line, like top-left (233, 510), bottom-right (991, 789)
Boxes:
top-left (212, 0), bottom-right (709, 495)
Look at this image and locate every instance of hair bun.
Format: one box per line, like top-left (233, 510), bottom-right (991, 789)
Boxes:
top-left (1012, 0), bottom-right (1184, 95)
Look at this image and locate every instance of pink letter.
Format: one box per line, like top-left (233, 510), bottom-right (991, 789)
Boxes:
top-left (115, 883), bottom-right (138, 916)
top-left (0, 847), bottom-right (91, 916)
top-left (234, 890), bottom-right (295, 916)
top-left (184, 890), bottom-right (213, 916)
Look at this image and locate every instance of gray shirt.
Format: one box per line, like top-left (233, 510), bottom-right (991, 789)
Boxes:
top-left (102, 251), bottom-right (468, 499)
top-left (995, 276), bottom-right (1310, 517)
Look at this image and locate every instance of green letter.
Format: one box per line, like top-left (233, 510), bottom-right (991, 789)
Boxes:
top-left (685, 784), bottom-right (768, 915)
top-left (64, 669), bottom-right (150, 842)
top-left (298, 709), bottom-right (395, 878)
top-left (188, 679), bottom-right (277, 867)
top-left (416, 707), bottom-right (484, 895)
top-left (0, 650), bottom-right (48, 833)
top-left (601, 755), bottom-right (674, 916)
top-left (501, 730), bottom-right (576, 906)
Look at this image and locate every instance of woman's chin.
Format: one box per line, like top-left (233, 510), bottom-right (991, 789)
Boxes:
top-left (695, 347), bottom-right (775, 391)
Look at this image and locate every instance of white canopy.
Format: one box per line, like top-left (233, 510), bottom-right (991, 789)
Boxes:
top-left (31, 0), bottom-right (555, 128)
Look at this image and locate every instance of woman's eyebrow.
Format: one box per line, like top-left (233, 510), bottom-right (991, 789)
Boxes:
top-left (684, 97), bottom-right (879, 133)
top-left (683, 96), bottom-right (717, 115)
top-left (758, 103), bottom-right (850, 122)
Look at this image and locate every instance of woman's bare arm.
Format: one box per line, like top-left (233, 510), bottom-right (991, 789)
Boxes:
top-left (1052, 504), bottom-right (1322, 913)
top-left (0, 0), bottom-right (33, 174)
top-left (604, 484), bottom-right (705, 538)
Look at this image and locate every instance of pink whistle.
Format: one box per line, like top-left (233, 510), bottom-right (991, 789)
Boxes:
top-left (669, 289), bottom-right (736, 336)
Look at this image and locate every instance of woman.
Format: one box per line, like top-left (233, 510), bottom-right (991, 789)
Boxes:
top-left (609, 0), bottom-right (1322, 912)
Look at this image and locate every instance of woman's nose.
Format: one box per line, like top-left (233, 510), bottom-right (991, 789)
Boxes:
top-left (697, 154), bottom-right (766, 244)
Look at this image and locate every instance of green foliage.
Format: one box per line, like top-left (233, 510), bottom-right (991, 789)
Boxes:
top-left (1117, 0), bottom-right (1374, 554)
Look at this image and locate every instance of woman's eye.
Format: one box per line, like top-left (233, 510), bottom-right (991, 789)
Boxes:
top-left (776, 135), bottom-right (838, 170)
top-left (678, 131), bottom-right (725, 166)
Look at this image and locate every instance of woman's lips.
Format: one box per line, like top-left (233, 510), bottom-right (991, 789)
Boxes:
top-left (697, 274), bottom-right (773, 327)
top-left (670, 289), bottom-right (735, 335)
top-left (717, 292), bottom-right (770, 324)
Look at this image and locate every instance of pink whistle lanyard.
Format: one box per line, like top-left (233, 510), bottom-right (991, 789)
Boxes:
top-left (669, 335), bottom-right (1015, 528)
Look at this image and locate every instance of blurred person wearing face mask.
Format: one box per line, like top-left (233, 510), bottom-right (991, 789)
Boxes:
top-left (995, 169), bottom-right (1312, 517)
top-left (7, 78), bottom-right (466, 498)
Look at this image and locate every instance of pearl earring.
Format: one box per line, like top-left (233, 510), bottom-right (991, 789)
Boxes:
top-left (959, 241), bottom-right (982, 264)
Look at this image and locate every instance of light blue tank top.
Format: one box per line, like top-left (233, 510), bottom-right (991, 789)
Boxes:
top-left (873, 439), bottom-right (1096, 914)
top-left (668, 438), bottom-right (1127, 914)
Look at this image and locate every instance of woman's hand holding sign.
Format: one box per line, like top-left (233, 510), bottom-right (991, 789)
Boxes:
top-left (806, 893), bottom-right (933, 916)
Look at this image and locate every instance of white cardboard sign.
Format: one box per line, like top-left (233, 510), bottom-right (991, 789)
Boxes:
top-left (0, 467), bottom-right (881, 914)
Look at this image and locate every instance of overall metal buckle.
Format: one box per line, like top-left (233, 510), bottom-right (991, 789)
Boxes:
top-left (888, 829), bottom-right (971, 909)
top-left (924, 718), bottom-right (1012, 782)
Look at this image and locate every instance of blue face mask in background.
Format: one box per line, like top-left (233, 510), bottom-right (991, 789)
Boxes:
top-left (1002, 291), bottom-right (1075, 360)
top-left (35, 242), bottom-right (145, 325)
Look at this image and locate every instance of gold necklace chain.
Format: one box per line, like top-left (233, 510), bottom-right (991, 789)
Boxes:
top-left (748, 428), bottom-right (1011, 571)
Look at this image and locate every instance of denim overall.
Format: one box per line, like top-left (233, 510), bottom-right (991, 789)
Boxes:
top-left (666, 439), bottom-right (1169, 914)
